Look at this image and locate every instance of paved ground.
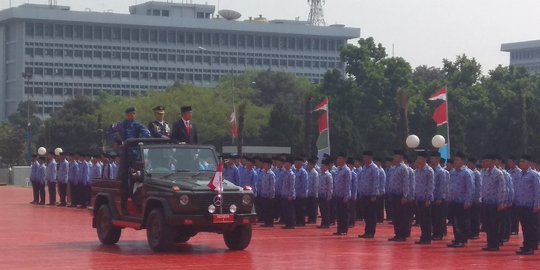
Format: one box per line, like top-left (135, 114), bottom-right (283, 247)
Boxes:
top-left (1, 186), bottom-right (539, 270)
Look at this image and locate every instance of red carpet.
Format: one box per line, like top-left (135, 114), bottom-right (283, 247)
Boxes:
top-left (0, 186), bottom-right (538, 269)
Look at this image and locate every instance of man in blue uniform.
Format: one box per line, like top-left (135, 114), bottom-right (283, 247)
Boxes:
top-left (294, 157), bottom-right (309, 227)
top-left (306, 158), bottom-right (320, 224)
top-left (480, 154), bottom-right (507, 252)
top-left (67, 153), bottom-right (79, 207)
top-left (358, 151), bottom-right (380, 239)
top-left (78, 153), bottom-right (91, 208)
top-left (281, 156), bottom-right (296, 229)
top-left (333, 153), bottom-right (352, 236)
top-left (56, 152), bottom-right (69, 207)
top-left (259, 158), bottom-right (276, 227)
top-left (223, 157), bottom-right (240, 186)
top-left (148, 105), bottom-right (171, 139)
top-left (29, 155), bottom-right (40, 205)
top-left (507, 157), bottom-right (522, 235)
top-left (272, 156), bottom-right (285, 223)
top-left (447, 152), bottom-right (474, 248)
top-left (515, 155), bottom-right (540, 255)
top-left (430, 152), bottom-right (449, 240)
top-left (347, 158), bottom-right (359, 228)
top-left (45, 151), bottom-right (57, 206)
top-left (109, 107), bottom-right (151, 143)
top-left (171, 106), bottom-right (198, 144)
top-left (467, 157), bottom-right (482, 239)
top-left (37, 157), bottom-right (47, 205)
top-left (318, 160), bottom-right (333, 228)
top-left (388, 150), bottom-right (410, 241)
top-left (374, 157), bottom-right (386, 223)
top-left (414, 152), bottom-right (435, 244)
top-left (495, 155), bottom-right (514, 244)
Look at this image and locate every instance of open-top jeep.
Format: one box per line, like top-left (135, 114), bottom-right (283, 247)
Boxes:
top-left (89, 138), bottom-right (257, 251)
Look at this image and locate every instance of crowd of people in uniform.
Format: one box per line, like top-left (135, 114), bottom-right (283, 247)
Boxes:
top-left (26, 104), bottom-right (540, 256)
top-left (223, 150), bottom-right (540, 256)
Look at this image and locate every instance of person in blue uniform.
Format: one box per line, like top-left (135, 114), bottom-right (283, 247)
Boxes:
top-left (29, 155), bottom-right (40, 205)
top-left (414, 152), bottom-right (435, 245)
top-left (148, 105), bottom-right (171, 139)
top-left (447, 152), bottom-right (474, 248)
top-left (306, 158), bottom-right (320, 224)
top-left (515, 154), bottom-right (540, 255)
top-left (507, 157), bottom-right (522, 236)
top-left (109, 107), bottom-right (151, 143)
top-left (56, 152), bottom-right (69, 207)
top-left (78, 153), bottom-right (91, 208)
top-left (318, 159), bottom-right (333, 228)
top-left (67, 153), bottom-right (79, 207)
top-left (281, 156), bottom-right (296, 229)
top-left (358, 151), bottom-right (380, 239)
top-left (272, 156), bottom-right (285, 223)
top-left (333, 153), bottom-right (352, 236)
top-left (495, 155), bottom-right (514, 244)
top-left (171, 106), bottom-right (198, 144)
top-left (347, 158), bottom-right (359, 228)
top-left (374, 157), bottom-right (386, 223)
top-left (430, 152), bottom-right (449, 240)
top-left (405, 156), bottom-right (416, 238)
top-left (259, 158), bottom-right (276, 227)
top-left (294, 157), bottom-right (309, 227)
top-left (223, 157), bottom-right (240, 186)
top-left (467, 157), bottom-right (482, 240)
top-left (480, 154), bottom-right (507, 252)
top-left (45, 151), bottom-right (57, 206)
top-left (388, 150), bottom-right (410, 241)
top-left (384, 157), bottom-right (395, 222)
top-left (37, 157), bottom-right (47, 205)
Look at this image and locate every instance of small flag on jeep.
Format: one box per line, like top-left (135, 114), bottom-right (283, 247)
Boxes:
top-left (208, 161), bottom-right (223, 192)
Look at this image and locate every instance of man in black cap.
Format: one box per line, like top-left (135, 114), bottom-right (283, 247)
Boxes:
top-left (333, 153), bottom-right (352, 236)
top-left (388, 150), bottom-right (411, 241)
top-left (430, 151), bottom-right (449, 240)
top-left (148, 105), bottom-right (171, 139)
top-left (109, 107), bottom-right (151, 143)
top-left (171, 106), bottom-right (198, 144)
top-left (447, 152), bottom-right (474, 248)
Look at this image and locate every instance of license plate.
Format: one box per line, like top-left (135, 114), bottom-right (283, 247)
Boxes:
top-left (212, 214), bottom-right (235, 224)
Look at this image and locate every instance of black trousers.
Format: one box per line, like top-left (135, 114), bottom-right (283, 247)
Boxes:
top-left (336, 198), bottom-right (349, 234)
top-left (47, 182), bottom-right (57, 204)
top-left (406, 200), bottom-right (414, 237)
top-left (318, 198), bottom-right (331, 226)
top-left (385, 195), bottom-right (394, 220)
top-left (57, 182), bottom-right (67, 205)
top-left (432, 201), bottom-right (447, 238)
top-left (70, 182), bottom-right (78, 206)
top-left (516, 206), bottom-right (538, 251)
top-left (294, 197), bottom-right (306, 226)
top-left (255, 197), bottom-right (263, 220)
top-left (416, 201), bottom-right (432, 241)
top-left (482, 204), bottom-right (502, 248)
top-left (31, 182), bottom-right (39, 203)
top-left (470, 202), bottom-right (481, 237)
top-left (261, 197), bottom-right (274, 226)
top-left (349, 199), bottom-right (357, 226)
top-left (273, 195), bottom-right (282, 220)
top-left (38, 183), bottom-right (46, 203)
top-left (282, 198), bottom-right (296, 228)
top-left (362, 196), bottom-right (378, 235)
top-left (377, 196), bottom-right (385, 222)
top-left (511, 206), bottom-right (520, 234)
top-left (306, 196), bottom-right (318, 223)
top-left (330, 198), bottom-right (338, 224)
top-left (391, 194), bottom-right (409, 238)
top-left (449, 202), bottom-right (471, 244)
top-left (500, 207), bottom-right (512, 241)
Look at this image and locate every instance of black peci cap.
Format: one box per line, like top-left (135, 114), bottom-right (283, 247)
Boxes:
top-left (362, 150), bottom-right (374, 156)
top-left (521, 154), bottom-right (535, 163)
top-left (430, 151), bottom-right (441, 157)
top-left (153, 105), bottom-right (165, 114)
top-left (125, 107), bottom-right (136, 114)
top-left (454, 152), bottom-right (466, 159)
top-left (394, 150), bottom-right (405, 156)
top-left (181, 106), bottom-right (192, 113)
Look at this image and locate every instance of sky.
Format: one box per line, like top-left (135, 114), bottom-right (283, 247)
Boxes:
top-left (3, 0), bottom-right (540, 73)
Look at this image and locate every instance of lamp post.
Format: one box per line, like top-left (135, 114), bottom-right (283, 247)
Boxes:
top-left (22, 72), bottom-right (33, 164)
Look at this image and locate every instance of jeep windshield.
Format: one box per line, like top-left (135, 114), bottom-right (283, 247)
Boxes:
top-left (142, 147), bottom-right (218, 177)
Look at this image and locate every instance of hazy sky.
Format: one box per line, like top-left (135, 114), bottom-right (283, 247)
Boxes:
top-left (3, 0), bottom-right (540, 73)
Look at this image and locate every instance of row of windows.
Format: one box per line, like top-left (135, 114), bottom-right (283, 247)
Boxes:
top-left (511, 49), bottom-right (540, 61)
top-left (24, 22), bottom-right (345, 52)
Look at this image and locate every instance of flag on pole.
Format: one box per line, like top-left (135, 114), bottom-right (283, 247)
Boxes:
top-left (313, 98), bottom-right (330, 163)
top-left (429, 87), bottom-right (447, 101)
top-left (208, 161), bottom-right (223, 192)
top-left (230, 109), bottom-right (238, 141)
top-left (432, 102), bottom-right (448, 126)
top-left (429, 87), bottom-right (450, 161)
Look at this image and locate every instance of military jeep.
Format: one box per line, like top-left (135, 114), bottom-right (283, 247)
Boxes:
top-left (89, 138), bottom-right (256, 251)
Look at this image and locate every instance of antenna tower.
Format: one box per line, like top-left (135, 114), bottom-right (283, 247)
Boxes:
top-left (307, 0), bottom-right (325, 26)
top-left (49, 0), bottom-right (58, 7)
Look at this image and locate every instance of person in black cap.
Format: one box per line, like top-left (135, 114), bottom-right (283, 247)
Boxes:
top-left (108, 107), bottom-right (151, 143)
top-left (148, 105), bottom-right (171, 139)
top-left (515, 154), bottom-right (540, 255)
top-left (171, 106), bottom-right (198, 144)
top-left (281, 155), bottom-right (296, 229)
top-left (333, 152), bottom-right (352, 236)
top-left (388, 150), bottom-right (411, 242)
top-left (447, 152), bottom-right (474, 248)
top-left (413, 151), bottom-right (435, 245)
top-left (306, 158), bottom-right (320, 224)
top-left (29, 154), bottom-right (40, 205)
top-left (429, 151), bottom-right (449, 241)
top-left (466, 157), bottom-right (482, 240)
top-left (318, 159), bottom-right (333, 228)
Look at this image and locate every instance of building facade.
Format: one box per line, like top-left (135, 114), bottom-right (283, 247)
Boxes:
top-left (0, 1), bottom-right (360, 121)
top-left (501, 40), bottom-right (540, 74)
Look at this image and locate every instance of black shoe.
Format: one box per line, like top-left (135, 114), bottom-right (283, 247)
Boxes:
top-left (415, 240), bottom-right (431, 245)
top-left (282, 226), bottom-right (295, 229)
top-left (448, 242), bottom-right (465, 248)
top-left (39, 201), bottom-right (45, 205)
top-left (469, 235), bottom-right (480, 240)
top-left (46, 203), bottom-right (54, 206)
top-left (358, 234), bottom-right (374, 239)
top-left (391, 237), bottom-right (406, 242)
top-left (432, 236), bottom-right (443, 241)
top-left (333, 232), bottom-right (347, 236)
top-left (29, 201), bottom-right (36, 204)
top-left (516, 249), bottom-right (534, 255)
top-left (482, 247), bottom-right (500, 252)
top-left (511, 232), bottom-right (518, 236)
top-left (317, 225), bottom-right (330, 229)
top-left (260, 224), bottom-right (274, 228)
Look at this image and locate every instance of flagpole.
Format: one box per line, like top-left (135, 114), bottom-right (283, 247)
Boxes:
top-left (326, 97), bottom-right (331, 156)
top-left (445, 86), bottom-right (451, 155)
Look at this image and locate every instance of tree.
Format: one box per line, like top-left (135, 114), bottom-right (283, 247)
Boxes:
top-left (0, 123), bottom-right (26, 165)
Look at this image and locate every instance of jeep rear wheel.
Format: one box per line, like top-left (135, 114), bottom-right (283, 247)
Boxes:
top-left (146, 208), bottom-right (175, 251)
top-left (96, 204), bottom-right (122, 245)
top-left (175, 233), bottom-right (191, 243)
top-left (223, 225), bottom-right (252, 250)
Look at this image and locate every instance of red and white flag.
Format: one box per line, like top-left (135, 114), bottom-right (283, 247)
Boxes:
top-left (208, 161), bottom-right (223, 192)
top-left (230, 109), bottom-right (238, 140)
top-left (429, 87), bottom-right (447, 101)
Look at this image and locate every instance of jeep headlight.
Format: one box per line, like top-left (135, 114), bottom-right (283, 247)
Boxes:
top-left (208, 204), bottom-right (216, 214)
top-left (242, 195), bottom-right (252, 205)
top-left (179, 195), bottom-right (189, 206)
top-left (229, 204), bottom-right (237, 213)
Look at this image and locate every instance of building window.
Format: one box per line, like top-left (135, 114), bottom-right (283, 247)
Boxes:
top-left (26, 23), bottom-right (34, 37)
top-left (197, 12), bottom-right (205, 18)
top-left (153, 9), bottom-right (160, 16)
top-left (162, 10), bottom-right (170, 17)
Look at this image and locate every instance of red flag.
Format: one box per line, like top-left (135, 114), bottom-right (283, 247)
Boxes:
top-left (230, 110), bottom-right (238, 139)
top-left (429, 87), bottom-right (447, 101)
top-left (208, 162), bottom-right (223, 192)
top-left (313, 98), bottom-right (329, 133)
top-left (313, 98), bottom-right (328, 112)
top-left (432, 102), bottom-right (448, 126)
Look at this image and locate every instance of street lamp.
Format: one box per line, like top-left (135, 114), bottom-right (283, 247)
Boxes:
top-left (22, 72), bottom-right (33, 164)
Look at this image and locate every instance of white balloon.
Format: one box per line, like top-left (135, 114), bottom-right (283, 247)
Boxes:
top-left (54, 148), bottom-right (63, 156)
top-left (432, 135), bottom-right (446, 149)
top-left (37, 147), bottom-right (47, 156)
top-left (406, 135), bottom-right (420, 149)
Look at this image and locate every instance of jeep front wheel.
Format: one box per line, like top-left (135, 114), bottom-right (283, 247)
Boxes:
top-left (223, 225), bottom-right (252, 250)
top-left (96, 204), bottom-right (122, 245)
top-left (146, 208), bottom-right (175, 251)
